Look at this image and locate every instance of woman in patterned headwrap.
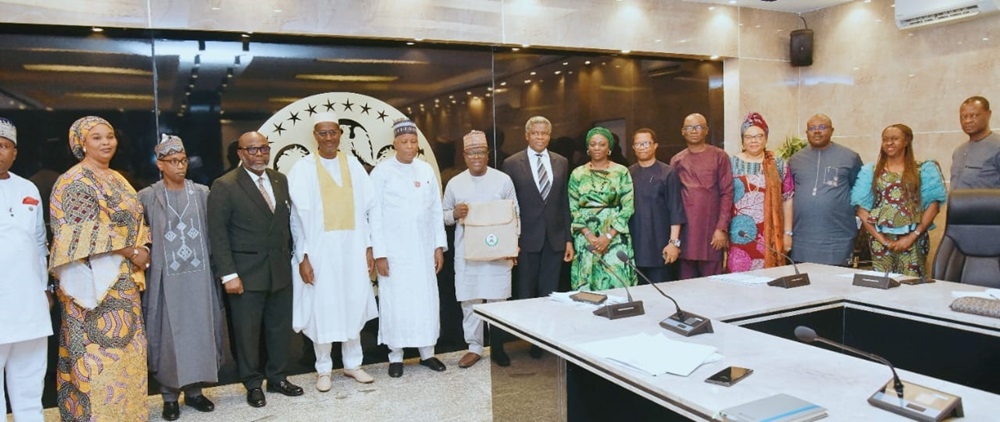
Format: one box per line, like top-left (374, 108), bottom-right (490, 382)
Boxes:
top-left (727, 112), bottom-right (794, 273)
top-left (49, 116), bottom-right (151, 421)
top-left (569, 127), bottom-right (635, 291)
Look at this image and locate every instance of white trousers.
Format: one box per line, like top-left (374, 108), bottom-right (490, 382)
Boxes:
top-left (0, 337), bottom-right (47, 422)
top-left (388, 346), bottom-right (435, 363)
top-left (460, 299), bottom-right (503, 355)
top-left (314, 338), bottom-right (364, 373)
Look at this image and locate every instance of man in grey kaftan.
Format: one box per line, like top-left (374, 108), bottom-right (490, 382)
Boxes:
top-left (139, 135), bottom-right (224, 420)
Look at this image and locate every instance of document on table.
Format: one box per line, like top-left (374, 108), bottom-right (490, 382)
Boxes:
top-left (577, 332), bottom-right (722, 377)
top-left (836, 270), bottom-right (902, 279)
top-left (548, 291), bottom-right (627, 309)
top-left (951, 288), bottom-right (1000, 299)
top-left (709, 273), bottom-right (773, 286)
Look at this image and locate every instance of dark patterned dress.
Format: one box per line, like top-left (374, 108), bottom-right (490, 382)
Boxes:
top-left (49, 165), bottom-right (150, 421)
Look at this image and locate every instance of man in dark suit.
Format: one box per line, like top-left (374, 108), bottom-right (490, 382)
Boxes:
top-left (501, 116), bottom-right (575, 364)
top-left (208, 131), bottom-right (303, 408)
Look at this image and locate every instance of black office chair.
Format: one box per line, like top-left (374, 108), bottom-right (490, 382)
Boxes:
top-left (932, 189), bottom-right (1000, 287)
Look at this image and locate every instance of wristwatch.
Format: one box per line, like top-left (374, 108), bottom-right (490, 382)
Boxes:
top-left (669, 238), bottom-right (681, 248)
top-left (605, 232), bottom-right (613, 240)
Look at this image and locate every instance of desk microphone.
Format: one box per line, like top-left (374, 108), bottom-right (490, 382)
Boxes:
top-left (586, 246), bottom-right (644, 320)
top-left (765, 244), bottom-right (810, 288)
top-left (616, 251), bottom-right (713, 336)
top-left (794, 325), bottom-right (964, 420)
top-left (852, 251), bottom-right (900, 289)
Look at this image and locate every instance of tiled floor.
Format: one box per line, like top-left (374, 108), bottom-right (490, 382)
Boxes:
top-left (22, 341), bottom-right (564, 422)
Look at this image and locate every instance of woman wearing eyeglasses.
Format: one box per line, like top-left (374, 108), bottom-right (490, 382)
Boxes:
top-left (727, 112), bottom-right (794, 273)
top-left (568, 127), bottom-right (635, 291)
top-left (850, 124), bottom-right (945, 277)
top-left (48, 116), bottom-right (151, 420)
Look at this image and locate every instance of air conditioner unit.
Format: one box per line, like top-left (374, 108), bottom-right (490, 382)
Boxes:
top-left (895, 0), bottom-right (1000, 29)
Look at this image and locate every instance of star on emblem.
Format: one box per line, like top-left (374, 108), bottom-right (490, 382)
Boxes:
top-left (272, 122), bottom-right (286, 135)
top-left (342, 99), bottom-right (355, 111)
top-left (323, 99), bottom-right (336, 111)
top-left (305, 104), bottom-right (318, 116)
top-left (287, 111), bottom-right (301, 125)
top-left (377, 110), bottom-right (388, 122)
top-left (360, 103), bottom-right (371, 114)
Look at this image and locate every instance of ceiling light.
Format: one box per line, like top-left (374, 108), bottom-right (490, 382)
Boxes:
top-left (500, 82), bottom-right (507, 86)
top-left (512, 48), bottom-right (520, 52)
top-left (92, 27), bottom-right (103, 32)
top-left (414, 38), bottom-right (424, 41)
top-left (23, 64), bottom-right (152, 76)
top-left (530, 71), bottom-right (536, 75)
top-left (621, 49), bottom-right (631, 54)
top-left (466, 91), bottom-right (472, 95)
top-left (563, 62), bottom-right (569, 66)
top-left (295, 74), bottom-right (399, 82)
top-left (554, 70), bottom-right (561, 75)
top-left (708, 6), bottom-right (715, 10)
top-left (585, 60), bottom-right (592, 65)
top-left (524, 79), bottom-right (531, 84)
top-left (406, 42), bottom-right (415, 46)
top-left (66, 93), bottom-right (155, 101)
top-left (316, 58), bottom-right (429, 65)
top-left (522, 44), bottom-right (530, 47)
top-left (709, 55), bottom-right (720, 59)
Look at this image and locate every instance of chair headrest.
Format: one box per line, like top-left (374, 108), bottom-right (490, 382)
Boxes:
top-left (947, 189), bottom-right (1000, 226)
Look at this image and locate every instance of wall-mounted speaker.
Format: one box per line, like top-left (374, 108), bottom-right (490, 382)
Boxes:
top-left (790, 29), bottom-right (814, 67)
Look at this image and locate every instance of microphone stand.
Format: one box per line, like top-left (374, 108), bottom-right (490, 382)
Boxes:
top-left (616, 251), bottom-right (713, 336)
top-left (765, 244), bottom-right (810, 288)
top-left (795, 326), bottom-right (963, 421)
top-left (589, 248), bottom-right (645, 320)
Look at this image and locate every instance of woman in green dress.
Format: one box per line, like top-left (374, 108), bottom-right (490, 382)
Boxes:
top-left (569, 127), bottom-right (636, 291)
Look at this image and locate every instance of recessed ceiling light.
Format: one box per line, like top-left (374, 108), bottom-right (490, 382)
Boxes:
top-left (92, 27), bottom-right (103, 32)
top-left (621, 49), bottom-right (631, 54)
top-left (23, 64), bottom-right (152, 76)
top-left (530, 71), bottom-right (536, 75)
top-left (708, 6), bottom-right (715, 11)
top-left (295, 74), bottom-right (399, 82)
top-left (524, 79), bottom-right (531, 84)
top-left (585, 60), bottom-right (592, 65)
top-left (522, 44), bottom-right (530, 47)
top-left (414, 38), bottom-right (424, 41)
top-left (563, 62), bottom-right (569, 66)
top-left (500, 82), bottom-right (507, 86)
top-left (710, 55), bottom-right (720, 59)
top-left (554, 70), bottom-right (561, 75)
top-left (406, 42), bottom-right (415, 46)
top-left (512, 48), bottom-right (520, 52)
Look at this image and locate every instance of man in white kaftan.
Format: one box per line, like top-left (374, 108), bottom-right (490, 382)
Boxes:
top-left (289, 112), bottom-right (378, 392)
top-left (443, 130), bottom-right (519, 369)
top-left (371, 118), bottom-right (448, 378)
top-left (0, 117), bottom-right (51, 422)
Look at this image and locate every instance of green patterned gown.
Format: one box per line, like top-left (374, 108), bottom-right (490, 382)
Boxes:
top-left (569, 163), bottom-right (636, 291)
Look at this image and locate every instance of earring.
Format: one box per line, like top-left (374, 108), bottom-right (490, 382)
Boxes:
top-left (83, 147), bottom-right (87, 153)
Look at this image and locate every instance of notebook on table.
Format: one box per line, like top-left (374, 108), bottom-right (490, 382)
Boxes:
top-left (719, 393), bottom-right (827, 422)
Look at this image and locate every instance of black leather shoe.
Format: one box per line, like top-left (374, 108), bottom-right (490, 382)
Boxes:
top-left (246, 388), bottom-right (266, 408)
top-left (491, 349), bottom-right (511, 367)
top-left (419, 357), bottom-right (447, 372)
top-left (529, 345), bottom-right (544, 359)
top-left (162, 401), bottom-right (180, 421)
top-left (266, 380), bottom-right (304, 397)
top-left (388, 362), bottom-right (404, 378)
top-left (185, 395), bottom-right (215, 412)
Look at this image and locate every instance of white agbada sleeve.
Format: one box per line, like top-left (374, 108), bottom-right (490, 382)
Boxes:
top-left (369, 164), bottom-right (387, 259)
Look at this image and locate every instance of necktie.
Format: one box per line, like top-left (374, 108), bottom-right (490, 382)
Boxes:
top-left (258, 176), bottom-right (275, 212)
top-left (536, 153), bottom-right (550, 200)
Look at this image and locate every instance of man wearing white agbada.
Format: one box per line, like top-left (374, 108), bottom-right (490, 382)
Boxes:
top-left (443, 130), bottom-right (519, 369)
top-left (371, 118), bottom-right (448, 378)
top-left (289, 111), bottom-right (378, 392)
top-left (0, 117), bottom-right (52, 422)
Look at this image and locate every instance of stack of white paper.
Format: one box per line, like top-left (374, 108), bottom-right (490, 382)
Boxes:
top-left (709, 273), bottom-right (773, 286)
top-left (577, 332), bottom-right (722, 377)
top-left (951, 288), bottom-right (1000, 299)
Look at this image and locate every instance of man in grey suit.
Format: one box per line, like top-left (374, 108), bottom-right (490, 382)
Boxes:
top-left (208, 131), bottom-right (303, 408)
top-left (501, 116), bottom-right (575, 364)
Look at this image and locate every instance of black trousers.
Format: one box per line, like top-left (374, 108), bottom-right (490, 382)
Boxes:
top-left (516, 236), bottom-right (563, 299)
top-left (227, 284), bottom-right (292, 389)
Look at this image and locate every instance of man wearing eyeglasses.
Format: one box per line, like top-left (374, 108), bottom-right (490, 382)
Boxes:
top-left (443, 130), bottom-right (520, 368)
top-left (951, 96), bottom-right (1000, 189)
top-left (287, 112), bottom-right (378, 392)
top-left (788, 114), bottom-right (862, 266)
top-left (628, 128), bottom-right (686, 283)
top-left (670, 114), bottom-right (733, 279)
top-left (138, 135), bottom-right (224, 420)
top-left (208, 131), bottom-right (303, 408)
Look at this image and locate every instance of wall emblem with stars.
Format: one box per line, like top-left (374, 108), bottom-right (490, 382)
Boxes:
top-left (257, 92), bottom-right (440, 185)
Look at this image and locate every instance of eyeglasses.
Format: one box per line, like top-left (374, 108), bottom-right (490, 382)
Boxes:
top-left (682, 125), bottom-right (706, 132)
top-left (742, 134), bottom-right (765, 141)
top-left (464, 150), bottom-right (487, 158)
top-left (314, 130), bottom-right (341, 138)
top-left (238, 145), bottom-right (271, 155)
top-left (807, 124), bottom-right (830, 132)
top-left (633, 141), bottom-right (652, 149)
top-left (158, 158), bottom-right (188, 166)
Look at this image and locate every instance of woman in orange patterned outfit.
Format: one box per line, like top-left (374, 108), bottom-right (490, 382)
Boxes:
top-left (49, 116), bottom-right (151, 421)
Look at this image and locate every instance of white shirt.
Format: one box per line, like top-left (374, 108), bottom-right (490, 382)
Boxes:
top-left (527, 148), bottom-right (553, 191)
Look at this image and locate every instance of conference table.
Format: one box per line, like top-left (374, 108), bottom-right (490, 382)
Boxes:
top-left (475, 263), bottom-right (1000, 421)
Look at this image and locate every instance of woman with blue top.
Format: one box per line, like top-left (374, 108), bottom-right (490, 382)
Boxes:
top-left (851, 124), bottom-right (946, 277)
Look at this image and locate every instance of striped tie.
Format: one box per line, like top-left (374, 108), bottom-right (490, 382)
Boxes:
top-left (258, 176), bottom-right (275, 213)
top-left (536, 153), bottom-right (550, 200)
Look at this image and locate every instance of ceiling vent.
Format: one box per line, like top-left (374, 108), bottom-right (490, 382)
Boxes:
top-left (895, 0), bottom-right (1000, 29)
